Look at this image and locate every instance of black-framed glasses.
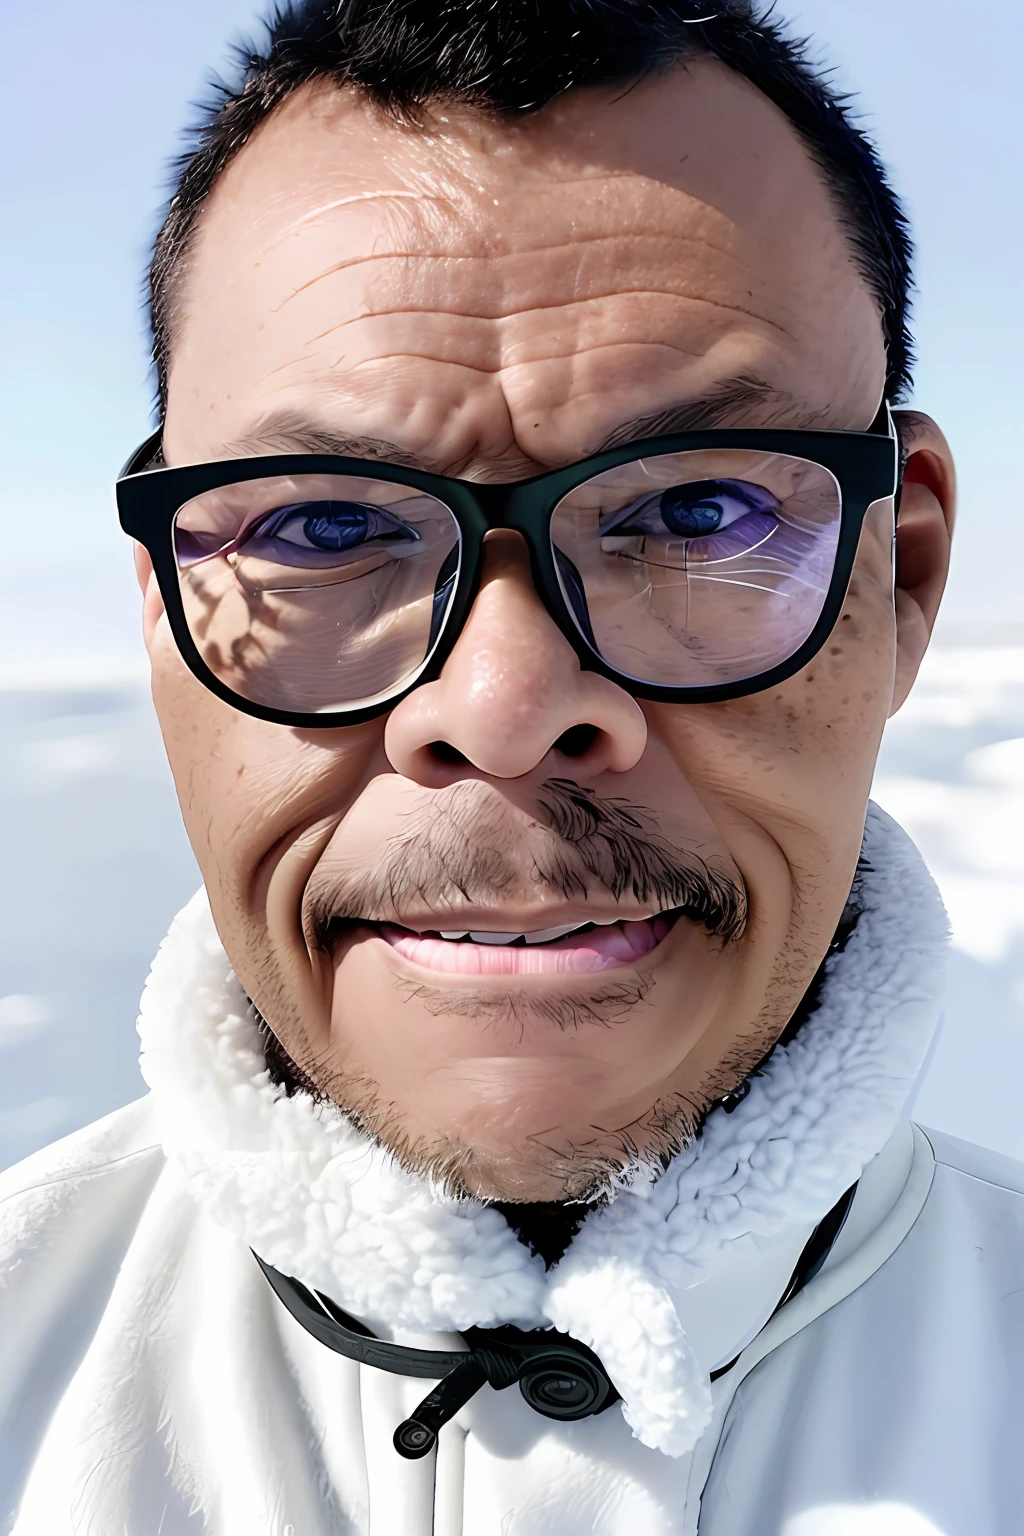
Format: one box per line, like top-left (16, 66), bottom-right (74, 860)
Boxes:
top-left (117, 405), bottom-right (899, 728)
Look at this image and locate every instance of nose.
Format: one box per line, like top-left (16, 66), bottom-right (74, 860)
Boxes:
top-left (384, 531), bottom-right (647, 784)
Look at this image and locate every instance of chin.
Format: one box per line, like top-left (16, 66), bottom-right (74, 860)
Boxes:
top-left (405, 1136), bottom-right (633, 1205)
top-left (341, 1072), bottom-right (680, 1205)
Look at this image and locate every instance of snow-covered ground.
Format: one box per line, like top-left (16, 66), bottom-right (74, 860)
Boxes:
top-left (1, 640), bottom-right (1022, 1172)
top-left (871, 642), bottom-right (1024, 1156)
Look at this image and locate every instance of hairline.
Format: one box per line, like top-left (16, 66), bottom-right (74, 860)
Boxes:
top-left (156, 69), bottom-right (884, 414)
top-left (149, 12), bottom-right (913, 411)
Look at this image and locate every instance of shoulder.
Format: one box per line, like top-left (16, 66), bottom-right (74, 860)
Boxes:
top-left (0, 1094), bottom-right (163, 1205)
top-left (0, 1100), bottom-right (201, 1521)
top-left (919, 1123), bottom-right (1024, 1198)
top-left (706, 1127), bottom-right (1024, 1531)
top-left (890, 1123), bottom-right (1024, 1291)
top-left (0, 1096), bottom-right (165, 1270)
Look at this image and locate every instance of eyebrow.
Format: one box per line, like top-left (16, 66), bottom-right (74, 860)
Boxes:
top-left (593, 378), bottom-right (831, 450)
top-left (224, 418), bottom-right (430, 469)
top-left (223, 377), bottom-right (828, 475)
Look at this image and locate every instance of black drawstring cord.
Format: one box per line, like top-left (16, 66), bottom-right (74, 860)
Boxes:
top-left (254, 1178), bottom-right (856, 1456)
top-left (393, 1352), bottom-right (512, 1458)
top-left (254, 1254), bottom-right (619, 1458)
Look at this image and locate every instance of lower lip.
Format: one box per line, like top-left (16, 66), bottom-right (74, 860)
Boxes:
top-left (377, 915), bottom-right (675, 975)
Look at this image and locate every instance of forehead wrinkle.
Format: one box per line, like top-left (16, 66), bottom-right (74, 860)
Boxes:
top-left (253, 160), bottom-right (760, 318)
top-left (229, 349), bottom-right (868, 475)
top-left (222, 368), bottom-right (814, 477)
top-left (328, 321), bottom-right (787, 405)
top-left (236, 322), bottom-right (801, 474)
top-left (336, 335), bottom-right (724, 389)
top-left (263, 188), bottom-right (451, 250)
top-left (270, 224), bottom-right (756, 318)
top-left (300, 288), bottom-right (791, 361)
top-left (169, 64), bottom-right (886, 477)
top-left (293, 223), bottom-right (759, 300)
top-left (326, 156), bottom-right (691, 219)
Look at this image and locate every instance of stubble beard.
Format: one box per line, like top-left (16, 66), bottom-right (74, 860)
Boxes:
top-left (252, 777), bottom-right (767, 1203)
top-left (254, 967), bottom-right (792, 1204)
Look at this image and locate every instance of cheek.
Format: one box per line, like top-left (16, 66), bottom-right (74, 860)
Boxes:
top-left (149, 615), bottom-right (387, 967)
top-left (809, 499), bottom-right (898, 765)
top-left (149, 621), bottom-right (323, 931)
top-left (710, 509), bottom-right (895, 803)
top-left (648, 513), bottom-right (897, 941)
top-left (150, 619), bottom-right (251, 866)
top-left (651, 637), bottom-right (893, 836)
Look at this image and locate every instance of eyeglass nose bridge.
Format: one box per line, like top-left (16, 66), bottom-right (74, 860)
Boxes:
top-left (440, 479), bottom-right (589, 661)
top-left (451, 477), bottom-right (560, 532)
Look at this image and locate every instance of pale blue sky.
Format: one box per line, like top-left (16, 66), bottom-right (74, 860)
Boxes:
top-left (1, 0), bottom-right (1020, 669)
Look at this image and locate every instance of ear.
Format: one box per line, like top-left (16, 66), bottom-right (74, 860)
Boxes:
top-left (889, 410), bottom-right (956, 715)
top-left (133, 542), bottom-right (167, 651)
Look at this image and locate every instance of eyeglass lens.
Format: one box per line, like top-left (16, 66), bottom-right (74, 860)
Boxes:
top-left (174, 473), bottom-right (462, 713)
top-left (550, 449), bottom-right (842, 688)
top-left (172, 450), bottom-right (842, 715)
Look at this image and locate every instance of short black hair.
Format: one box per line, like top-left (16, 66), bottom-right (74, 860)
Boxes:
top-left (149, 0), bottom-right (914, 412)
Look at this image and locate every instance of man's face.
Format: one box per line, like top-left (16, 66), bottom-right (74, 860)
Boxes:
top-left (141, 60), bottom-right (951, 1201)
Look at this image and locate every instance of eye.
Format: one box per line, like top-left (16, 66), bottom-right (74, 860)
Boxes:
top-left (242, 499), bottom-right (420, 565)
top-left (601, 478), bottom-right (782, 539)
top-left (294, 502), bottom-right (370, 551)
top-left (259, 500), bottom-right (419, 551)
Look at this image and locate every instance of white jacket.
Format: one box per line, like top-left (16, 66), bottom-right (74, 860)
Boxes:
top-left (2, 806), bottom-right (1021, 1535)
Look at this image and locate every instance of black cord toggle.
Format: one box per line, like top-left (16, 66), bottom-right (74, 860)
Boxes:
top-left (254, 1255), bottom-right (619, 1459)
top-left (254, 1175), bottom-right (857, 1459)
top-left (394, 1354), bottom-right (496, 1459)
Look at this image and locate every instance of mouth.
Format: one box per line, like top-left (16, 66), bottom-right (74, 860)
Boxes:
top-left (370, 910), bottom-right (680, 975)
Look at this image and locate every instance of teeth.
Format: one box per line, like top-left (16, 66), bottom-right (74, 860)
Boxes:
top-left (430, 918), bottom-right (652, 946)
top-left (523, 923), bottom-right (588, 945)
top-left (435, 921), bottom-right (594, 946)
top-left (468, 925), bottom-right (587, 946)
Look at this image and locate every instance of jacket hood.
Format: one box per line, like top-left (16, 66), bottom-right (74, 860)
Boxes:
top-left (137, 801), bottom-right (948, 1458)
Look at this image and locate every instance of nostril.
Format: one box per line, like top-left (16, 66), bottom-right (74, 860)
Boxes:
top-left (554, 724), bottom-right (600, 759)
top-left (428, 740), bottom-right (470, 767)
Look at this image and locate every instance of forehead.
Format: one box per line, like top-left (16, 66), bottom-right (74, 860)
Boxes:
top-left (164, 60), bottom-right (885, 472)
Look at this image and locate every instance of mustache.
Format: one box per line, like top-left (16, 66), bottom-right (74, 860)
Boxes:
top-left (307, 777), bottom-right (747, 949)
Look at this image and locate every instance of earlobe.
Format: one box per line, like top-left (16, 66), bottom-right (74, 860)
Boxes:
top-left (134, 543), bottom-right (166, 651)
top-left (889, 411), bottom-right (956, 715)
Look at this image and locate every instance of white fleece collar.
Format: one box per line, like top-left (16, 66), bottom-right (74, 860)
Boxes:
top-left (138, 803), bottom-right (948, 1458)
